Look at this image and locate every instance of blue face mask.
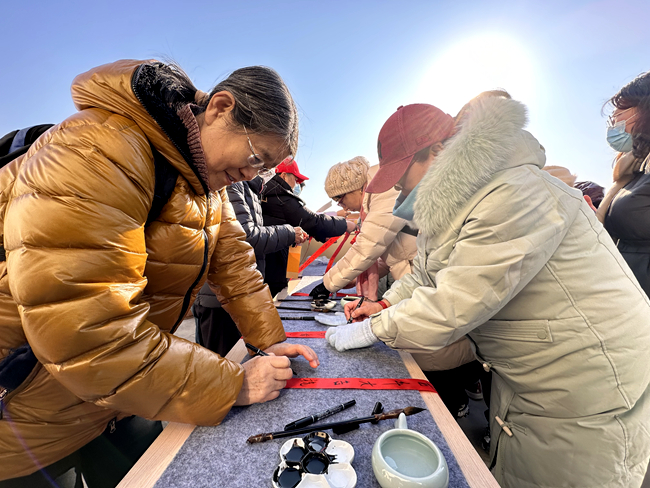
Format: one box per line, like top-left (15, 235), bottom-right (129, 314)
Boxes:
top-left (392, 182), bottom-right (422, 222)
top-left (607, 122), bottom-right (634, 153)
top-left (293, 184), bottom-right (302, 196)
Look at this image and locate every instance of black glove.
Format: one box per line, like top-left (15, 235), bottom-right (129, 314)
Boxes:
top-left (309, 282), bottom-right (331, 300)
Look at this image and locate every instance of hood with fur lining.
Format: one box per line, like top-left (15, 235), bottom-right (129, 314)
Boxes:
top-left (414, 96), bottom-right (539, 237)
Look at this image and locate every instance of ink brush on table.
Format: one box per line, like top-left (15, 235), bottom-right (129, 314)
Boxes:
top-left (247, 406), bottom-right (426, 444)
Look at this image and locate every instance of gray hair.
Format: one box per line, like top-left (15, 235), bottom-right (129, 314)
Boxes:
top-left (206, 67), bottom-right (299, 157)
top-left (153, 62), bottom-right (299, 157)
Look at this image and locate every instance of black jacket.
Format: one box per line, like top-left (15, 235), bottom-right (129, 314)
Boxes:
top-left (260, 175), bottom-right (347, 242)
top-left (196, 177), bottom-right (296, 308)
top-left (604, 169), bottom-right (650, 297)
top-left (227, 177), bottom-right (296, 274)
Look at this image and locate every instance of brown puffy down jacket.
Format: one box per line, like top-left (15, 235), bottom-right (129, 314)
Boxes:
top-left (0, 59), bottom-right (286, 479)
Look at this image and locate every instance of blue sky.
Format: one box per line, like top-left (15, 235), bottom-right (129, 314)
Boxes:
top-left (2, 0), bottom-right (648, 210)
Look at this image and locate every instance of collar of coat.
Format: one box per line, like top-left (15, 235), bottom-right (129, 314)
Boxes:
top-left (414, 96), bottom-right (534, 237)
top-left (71, 60), bottom-right (209, 195)
top-left (247, 176), bottom-right (263, 195)
top-left (262, 175), bottom-right (305, 203)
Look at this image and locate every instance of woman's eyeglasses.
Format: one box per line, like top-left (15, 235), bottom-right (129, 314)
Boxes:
top-left (332, 193), bottom-right (345, 203)
top-left (243, 125), bottom-right (275, 179)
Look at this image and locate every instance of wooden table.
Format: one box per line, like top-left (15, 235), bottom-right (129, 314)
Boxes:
top-left (118, 276), bottom-right (499, 488)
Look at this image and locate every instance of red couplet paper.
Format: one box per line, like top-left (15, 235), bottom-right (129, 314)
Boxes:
top-left (298, 235), bottom-right (342, 273)
top-left (285, 331), bottom-right (326, 338)
top-left (285, 377), bottom-right (436, 392)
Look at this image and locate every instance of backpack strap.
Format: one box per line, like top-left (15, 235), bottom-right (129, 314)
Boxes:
top-left (0, 344), bottom-right (38, 405)
top-left (0, 124), bottom-right (54, 168)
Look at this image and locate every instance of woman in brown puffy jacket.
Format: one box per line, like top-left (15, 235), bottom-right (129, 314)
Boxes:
top-left (0, 59), bottom-right (318, 486)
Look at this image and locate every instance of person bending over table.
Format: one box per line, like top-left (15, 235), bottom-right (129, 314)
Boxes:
top-left (310, 156), bottom-right (485, 422)
top-left (261, 157), bottom-right (355, 296)
top-left (309, 156), bottom-right (417, 301)
top-left (327, 93), bottom-right (650, 488)
top-left (0, 59), bottom-right (318, 487)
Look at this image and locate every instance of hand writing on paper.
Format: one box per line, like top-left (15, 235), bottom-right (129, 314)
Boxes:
top-left (265, 343), bottom-right (320, 368)
top-left (233, 355), bottom-right (293, 406)
top-left (344, 299), bottom-right (385, 322)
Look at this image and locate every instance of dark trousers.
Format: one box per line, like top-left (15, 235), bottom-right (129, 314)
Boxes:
top-left (193, 304), bottom-right (241, 357)
top-left (424, 360), bottom-right (491, 415)
top-left (264, 249), bottom-right (289, 298)
top-left (0, 416), bottom-right (162, 488)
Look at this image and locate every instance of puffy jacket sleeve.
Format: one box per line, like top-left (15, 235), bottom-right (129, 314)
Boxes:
top-left (227, 183), bottom-right (295, 256)
top-left (269, 192), bottom-right (347, 242)
top-left (371, 178), bottom-right (578, 353)
top-left (324, 187), bottom-right (406, 292)
top-left (207, 189), bottom-right (286, 349)
top-left (5, 121), bottom-right (245, 426)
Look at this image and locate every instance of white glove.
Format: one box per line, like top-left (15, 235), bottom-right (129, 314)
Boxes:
top-left (325, 318), bottom-right (379, 352)
top-left (315, 312), bottom-right (347, 326)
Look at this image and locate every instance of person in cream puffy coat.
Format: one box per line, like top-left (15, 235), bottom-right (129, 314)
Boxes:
top-left (333, 95), bottom-right (650, 488)
top-left (323, 158), bottom-right (417, 293)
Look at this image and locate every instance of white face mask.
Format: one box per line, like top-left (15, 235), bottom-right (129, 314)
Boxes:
top-left (607, 120), bottom-right (634, 153)
top-left (293, 184), bottom-right (302, 196)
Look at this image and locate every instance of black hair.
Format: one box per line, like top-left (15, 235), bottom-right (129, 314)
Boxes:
top-left (609, 72), bottom-right (650, 160)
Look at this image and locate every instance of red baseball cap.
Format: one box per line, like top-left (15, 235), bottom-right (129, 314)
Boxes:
top-left (275, 157), bottom-right (309, 184)
top-left (366, 104), bottom-right (455, 193)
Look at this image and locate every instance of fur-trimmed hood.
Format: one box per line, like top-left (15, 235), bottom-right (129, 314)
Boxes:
top-left (414, 97), bottom-right (545, 236)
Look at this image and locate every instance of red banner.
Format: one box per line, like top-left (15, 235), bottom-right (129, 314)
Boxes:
top-left (298, 235), bottom-right (342, 273)
top-left (285, 377), bottom-right (436, 392)
top-left (325, 232), bottom-right (350, 272)
top-left (285, 331), bottom-right (326, 338)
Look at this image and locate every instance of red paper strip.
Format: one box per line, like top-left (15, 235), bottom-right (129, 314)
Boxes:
top-left (325, 232), bottom-right (350, 272)
top-left (298, 235), bottom-right (342, 272)
top-left (285, 331), bottom-right (326, 338)
top-left (285, 377), bottom-right (436, 392)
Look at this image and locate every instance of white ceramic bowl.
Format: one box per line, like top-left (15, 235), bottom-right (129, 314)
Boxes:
top-left (371, 414), bottom-right (448, 488)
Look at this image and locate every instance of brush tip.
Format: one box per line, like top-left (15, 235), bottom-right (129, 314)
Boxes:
top-left (404, 406), bottom-right (427, 415)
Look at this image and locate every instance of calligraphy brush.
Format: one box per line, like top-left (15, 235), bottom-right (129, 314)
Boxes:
top-left (278, 316), bottom-right (316, 321)
top-left (246, 406), bottom-right (426, 444)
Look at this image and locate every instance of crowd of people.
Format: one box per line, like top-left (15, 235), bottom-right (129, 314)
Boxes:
top-left (0, 58), bottom-right (648, 488)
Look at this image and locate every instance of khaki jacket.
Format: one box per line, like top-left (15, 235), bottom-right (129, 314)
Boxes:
top-left (372, 97), bottom-right (650, 488)
top-left (0, 60), bottom-right (285, 479)
top-left (324, 166), bottom-right (417, 291)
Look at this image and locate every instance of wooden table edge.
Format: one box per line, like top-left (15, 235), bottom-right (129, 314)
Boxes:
top-left (399, 351), bottom-right (500, 488)
top-left (118, 276), bottom-right (499, 488)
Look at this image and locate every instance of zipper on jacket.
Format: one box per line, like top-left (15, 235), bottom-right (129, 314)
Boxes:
top-left (130, 64), bottom-right (213, 332)
top-left (171, 193), bottom-right (211, 333)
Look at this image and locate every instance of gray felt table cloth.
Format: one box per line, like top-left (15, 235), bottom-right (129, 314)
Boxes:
top-left (155, 264), bottom-right (471, 488)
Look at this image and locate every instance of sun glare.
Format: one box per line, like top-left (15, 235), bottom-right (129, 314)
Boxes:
top-left (413, 34), bottom-right (537, 116)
